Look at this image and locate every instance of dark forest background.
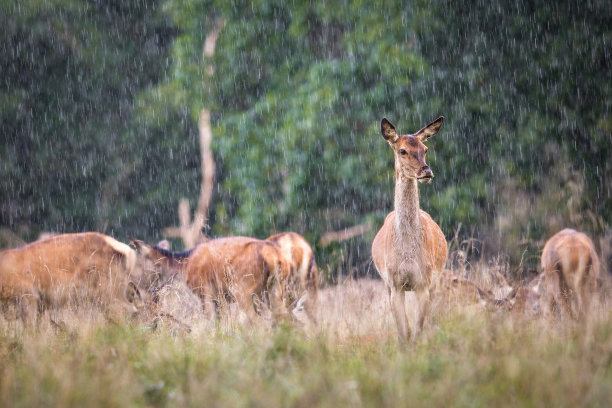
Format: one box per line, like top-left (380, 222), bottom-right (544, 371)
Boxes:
top-left (1, 0), bottom-right (610, 279)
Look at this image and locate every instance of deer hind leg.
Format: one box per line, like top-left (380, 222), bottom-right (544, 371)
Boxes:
top-left (556, 268), bottom-right (576, 321)
top-left (543, 267), bottom-right (563, 320)
top-left (572, 262), bottom-right (584, 321)
top-left (575, 257), bottom-right (595, 322)
top-left (389, 287), bottom-right (411, 342)
top-left (575, 286), bottom-right (589, 323)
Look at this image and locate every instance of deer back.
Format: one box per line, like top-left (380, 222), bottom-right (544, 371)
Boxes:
top-left (267, 232), bottom-right (318, 300)
top-left (0, 232), bottom-right (146, 312)
top-left (184, 237), bottom-right (289, 306)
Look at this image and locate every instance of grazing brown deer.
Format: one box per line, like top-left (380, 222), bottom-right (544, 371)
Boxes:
top-left (371, 117), bottom-right (448, 341)
top-left (540, 228), bottom-right (600, 320)
top-left (434, 269), bottom-right (497, 308)
top-left (502, 274), bottom-right (543, 316)
top-left (267, 232), bottom-right (319, 324)
top-left (131, 236), bottom-right (292, 322)
top-left (0, 232), bottom-right (156, 323)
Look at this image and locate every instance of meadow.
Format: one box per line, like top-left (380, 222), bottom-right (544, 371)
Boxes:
top-left (2, 2), bottom-right (610, 407)
top-left (2, 277), bottom-right (612, 408)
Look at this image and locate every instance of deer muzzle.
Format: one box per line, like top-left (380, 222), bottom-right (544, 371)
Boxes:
top-left (417, 167), bottom-right (434, 183)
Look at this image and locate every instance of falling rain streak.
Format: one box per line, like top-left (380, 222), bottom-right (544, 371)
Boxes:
top-left (0, 0), bottom-right (611, 276)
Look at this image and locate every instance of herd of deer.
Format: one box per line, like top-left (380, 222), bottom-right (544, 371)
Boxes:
top-left (0, 230), bottom-right (318, 328)
top-left (0, 116), bottom-right (603, 341)
top-left (371, 116), bottom-right (602, 341)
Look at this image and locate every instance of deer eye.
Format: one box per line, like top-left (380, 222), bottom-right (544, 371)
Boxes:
top-left (398, 149), bottom-right (408, 155)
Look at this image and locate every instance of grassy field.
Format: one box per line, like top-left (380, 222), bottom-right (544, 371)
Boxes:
top-left (1, 279), bottom-right (612, 407)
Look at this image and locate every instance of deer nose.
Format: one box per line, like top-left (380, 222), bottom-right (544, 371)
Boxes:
top-left (419, 166), bottom-right (433, 178)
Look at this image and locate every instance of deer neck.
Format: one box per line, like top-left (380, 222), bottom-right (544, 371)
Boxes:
top-left (393, 173), bottom-right (422, 246)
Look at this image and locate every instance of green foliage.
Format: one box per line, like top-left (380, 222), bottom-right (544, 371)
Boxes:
top-left (1, 0), bottom-right (610, 272)
top-left (0, 0), bottom-right (176, 239)
top-left (414, 0), bottom-right (612, 263)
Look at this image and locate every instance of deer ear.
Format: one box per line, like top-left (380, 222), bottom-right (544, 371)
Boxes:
top-left (476, 287), bottom-right (494, 308)
top-left (415, 116), bottom-right (444, 142)
top-left (129, 237), bottom-right (144, 250)
top-left (381, 118), bottom-right (399, 143)
top-left (129, 238), bottom-right (154, 257)
top-left (156, 239), bottom-right (171, 250)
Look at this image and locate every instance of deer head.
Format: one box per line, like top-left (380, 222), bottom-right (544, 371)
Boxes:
top-left (129, 238), bottom-right (192, 290)
top-left (381, 117), bottom-right (444, 183)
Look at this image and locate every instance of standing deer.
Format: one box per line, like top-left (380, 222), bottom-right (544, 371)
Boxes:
top-left (541, 228), bottom-right (600, 320)
top-left (372, 116), bottom-right (448, 341)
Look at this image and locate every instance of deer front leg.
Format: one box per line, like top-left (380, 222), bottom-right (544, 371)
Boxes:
top-left (389, 287), bottom-right (411, 342)
top-left (415, 288), bottom-right (431, 338)
top-left (266, 271), bottom-right (290, 324)
top-left (19, 293), bottom-right (40, 327)
top-left (302, 291), bottom-right (319, 327)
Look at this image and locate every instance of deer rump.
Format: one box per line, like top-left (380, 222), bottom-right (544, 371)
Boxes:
top-left (0, 232), bottom-right (148, 321)
top-left (541, 228), bottom-right (600, 319)
top-left (266, 232), bottom-right (319, 323)
top-left (267, 233), bottom-right (318, 301)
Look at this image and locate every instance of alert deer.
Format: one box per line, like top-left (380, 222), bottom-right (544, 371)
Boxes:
top-left (131, 236), bottom-right (292, 322)
top-left (540, 228), bottom-right (600, 320)
top-left (267, 232), bottom-right (319, 324)
top-left (372, 117), bottom-right (448, 341)
top-left (0, 232), bottom-right (158, 323)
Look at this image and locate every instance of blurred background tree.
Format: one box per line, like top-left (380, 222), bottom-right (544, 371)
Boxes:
top-left (0, 0), bottom-right (176, 235)
top-left (1, 0), bottom-right (610, 278)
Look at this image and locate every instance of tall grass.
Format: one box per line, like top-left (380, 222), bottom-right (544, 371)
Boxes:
top-left (1, 279), bottom-right (612, 407)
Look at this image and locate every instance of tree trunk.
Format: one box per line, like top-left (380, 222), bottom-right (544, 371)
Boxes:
top-left (163, 19), bottom-right (224, 249)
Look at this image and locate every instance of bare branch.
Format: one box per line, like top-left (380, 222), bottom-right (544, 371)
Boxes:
top-left (319, 223), bottom-right (372, 248)
top-left (203, 18), bottom-right (225, 57)
top-left (203, 18), bottom-right (225, 76)
top-left (162, 227), bottom-right (181, 238)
